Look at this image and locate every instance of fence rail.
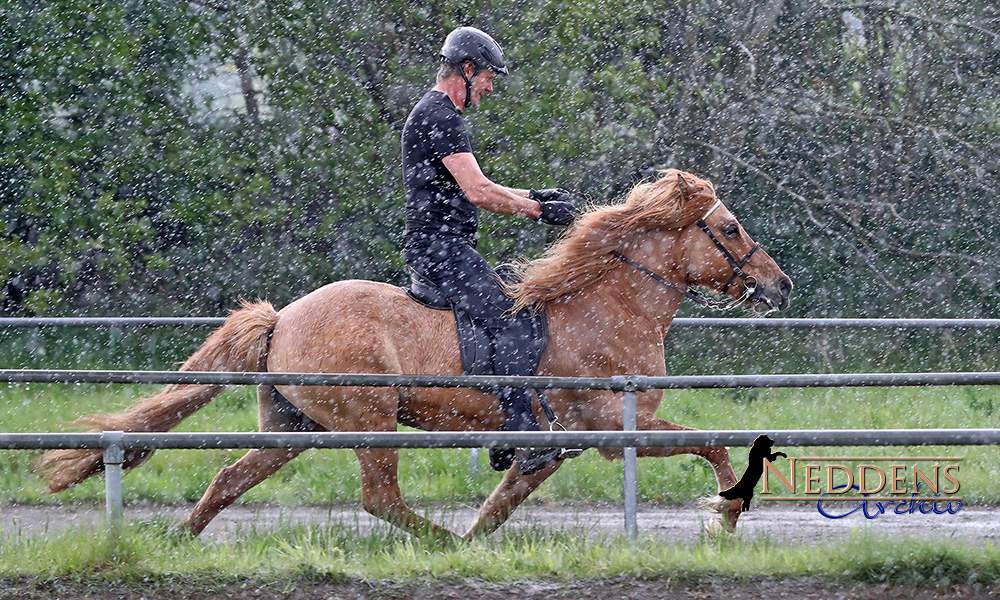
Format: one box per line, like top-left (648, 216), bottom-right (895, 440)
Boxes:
top-left (3, 426), bottom-right (997, 541)
top-left (3, 369), bottom-right (1000, 389)
top-left (3, 317), bottom-right (1000, 329)
top-left (4, 429), bottom-right (1000, 451)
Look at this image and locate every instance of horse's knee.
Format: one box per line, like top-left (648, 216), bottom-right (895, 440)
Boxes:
top-left (699, 445), bottom-right (730, 462)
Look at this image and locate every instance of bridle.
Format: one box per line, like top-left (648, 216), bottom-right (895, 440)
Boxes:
top-left (612, 199), bottom-right (763, 310)
top-left (696, 199), bottom-right (762, 295)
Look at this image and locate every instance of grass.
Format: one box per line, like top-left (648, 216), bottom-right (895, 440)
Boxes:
top-left (2, 383), bottom-right (1000, 505)
top-left (1, 521), bottom-right (998, 585)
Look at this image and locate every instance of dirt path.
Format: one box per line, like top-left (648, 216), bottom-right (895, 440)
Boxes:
top-left (1, 500), bottom-right (993, 544)
top-left (2, 575), bottom-right (997, 600)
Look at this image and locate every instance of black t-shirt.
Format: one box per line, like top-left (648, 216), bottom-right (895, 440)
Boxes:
top-left (401, 90), bottom-right (476, 243)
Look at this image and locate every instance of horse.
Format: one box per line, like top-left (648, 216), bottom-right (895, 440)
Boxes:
top-left (38, 169), bottom-right (792, 540)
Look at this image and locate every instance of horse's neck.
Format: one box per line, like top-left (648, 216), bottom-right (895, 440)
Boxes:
top-left (545, 268), bottom-right (683, 376)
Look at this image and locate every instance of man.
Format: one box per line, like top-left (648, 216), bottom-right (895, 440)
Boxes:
top-left (401, 26), bottom-right (575, 475)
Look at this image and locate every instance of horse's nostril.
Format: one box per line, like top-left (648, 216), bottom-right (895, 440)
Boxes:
top-left (778, 277), bottom-right (792, 296)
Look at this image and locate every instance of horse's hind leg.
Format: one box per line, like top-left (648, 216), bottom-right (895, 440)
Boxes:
top-left (355, 447), bottom-right (459, 542)
top-left (464, 461), bottom-right (562, 539)
top-left (178, 386), bottom-right (317, 536)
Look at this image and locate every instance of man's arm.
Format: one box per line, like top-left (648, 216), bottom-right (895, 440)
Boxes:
top-left (443, 152), bottom-right (541, 218)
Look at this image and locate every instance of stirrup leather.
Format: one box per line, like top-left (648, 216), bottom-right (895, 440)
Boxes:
top-left (537, 391), bottom-right (584, 460)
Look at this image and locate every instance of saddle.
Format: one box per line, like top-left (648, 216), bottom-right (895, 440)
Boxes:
top-left (405, 264), bottom-right (549, 377)
top-left (406, 266), bottom-right (583, 472)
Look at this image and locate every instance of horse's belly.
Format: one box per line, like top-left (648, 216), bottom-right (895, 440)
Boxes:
top-left (397, 387), bottom-right (505, 431)
top-left (265, 280), bottom-right (506, 431)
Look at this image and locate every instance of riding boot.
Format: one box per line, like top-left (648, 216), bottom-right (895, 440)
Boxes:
top-left (488, 387), bottom-right (563, 475)
top-left (515, 447), bottom-right (564, 476)
top-left (488, 387), bottom-right (533, 471)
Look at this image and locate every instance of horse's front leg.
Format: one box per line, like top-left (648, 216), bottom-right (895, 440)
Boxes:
top-left (355, 448), bottom-right (460, 543)
top-left (597, 414), bottom-right (743, 532)
top-left (464, 461), bottom-right (562, 539)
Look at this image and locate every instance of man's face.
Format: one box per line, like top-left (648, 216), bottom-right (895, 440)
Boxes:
top-left (465, 67), bottom-right (495, 108)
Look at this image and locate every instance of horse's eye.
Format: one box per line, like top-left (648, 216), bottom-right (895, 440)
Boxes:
top-left (723, 223), bottom-right (739, 237)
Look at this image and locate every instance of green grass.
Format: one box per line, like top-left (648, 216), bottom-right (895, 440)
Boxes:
top-left (2, 383), bottom-right (999, 505)
top-left (1, 521), bottom-right (998, 585)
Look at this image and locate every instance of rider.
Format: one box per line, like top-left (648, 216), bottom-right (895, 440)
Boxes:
top-left (401, 26), bottom-right (576, 475)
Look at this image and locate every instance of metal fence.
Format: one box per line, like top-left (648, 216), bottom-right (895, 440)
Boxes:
top-left (4, 369), bottom-right (1000, 541)
top-left (3, 317), bottom-right (999, 541)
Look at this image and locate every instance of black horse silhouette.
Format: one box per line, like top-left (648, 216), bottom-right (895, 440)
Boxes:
top-left (719, 434), bottom-right (787, 511)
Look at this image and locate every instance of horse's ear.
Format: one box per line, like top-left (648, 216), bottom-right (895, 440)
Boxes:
top-left (676, 172), bottom-right (694, 201)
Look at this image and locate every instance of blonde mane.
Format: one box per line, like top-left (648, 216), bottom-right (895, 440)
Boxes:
top-left (510, 169), bottom-right (718, 311)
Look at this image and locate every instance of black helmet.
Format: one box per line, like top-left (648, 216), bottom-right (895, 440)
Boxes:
top-left (440, 26), bottom-right (508, 76)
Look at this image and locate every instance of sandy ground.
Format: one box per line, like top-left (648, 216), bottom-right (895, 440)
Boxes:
top-left (0, 500), bottom-right (993, 544)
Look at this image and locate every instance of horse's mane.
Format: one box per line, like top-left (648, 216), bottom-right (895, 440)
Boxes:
top-left (510, 169), bottom-right (717, 311)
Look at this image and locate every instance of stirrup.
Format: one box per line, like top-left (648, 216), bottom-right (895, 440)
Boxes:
top-left (548, 418), bottom-right (584, 460)
top-left (536, 389), bottom-right (584, 461)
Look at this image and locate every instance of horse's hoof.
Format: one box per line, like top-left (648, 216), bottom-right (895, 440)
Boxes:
top-left (704, 516), bottom-right (728, 538)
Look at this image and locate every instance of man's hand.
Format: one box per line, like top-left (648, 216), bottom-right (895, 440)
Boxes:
top-left (530, 189), bottom-right (576, 226)
top-left (529, 188), bottom-right (571, 203)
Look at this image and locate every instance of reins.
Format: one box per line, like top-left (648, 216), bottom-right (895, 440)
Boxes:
top-left (613, 199), bottom-right (762, 311)
top-left (611, 251), bottom-right (709, 306)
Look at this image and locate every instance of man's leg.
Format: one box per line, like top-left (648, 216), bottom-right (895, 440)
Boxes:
top-left (406, 238), bottom-right (561, 474)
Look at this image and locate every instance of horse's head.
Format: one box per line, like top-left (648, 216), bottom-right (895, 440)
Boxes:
top-left (672, 171), bottom-right (792, 314)
top-left (510, 169), bottom-right (791, 315)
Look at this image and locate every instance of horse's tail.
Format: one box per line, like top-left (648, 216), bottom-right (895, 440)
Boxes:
top-left (37, 300), bottom-right (280, 493)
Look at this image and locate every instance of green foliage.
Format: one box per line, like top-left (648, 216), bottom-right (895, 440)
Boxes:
top-left (2, 1), bottom-right (999, 318)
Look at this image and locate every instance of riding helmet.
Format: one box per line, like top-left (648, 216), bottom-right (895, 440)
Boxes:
top-left (439, 26), bottom-right (508, 75)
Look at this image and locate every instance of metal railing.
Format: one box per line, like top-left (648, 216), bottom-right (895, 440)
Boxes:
top-left (5, 369), bottom-right (1000, 389)
top-left (4, 369), bottom-right (1000, 541)
top-left (3, 427), bottom-right (1000, 539)
top-left (3, 317), bottom-right (999, 540)
top-left (3, 317), bottom-right (1000, 329)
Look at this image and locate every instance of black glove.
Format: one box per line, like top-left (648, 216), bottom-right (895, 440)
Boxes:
top-left (530, 188), bottom-right (571, 203)
top-left (530, 189), bottom-right (576, 226)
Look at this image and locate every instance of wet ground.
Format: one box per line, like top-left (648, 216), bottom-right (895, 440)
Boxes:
top-left (1, 500), bottom-right (994, 544)
top-left (3, 575), bottom-right (998, 600)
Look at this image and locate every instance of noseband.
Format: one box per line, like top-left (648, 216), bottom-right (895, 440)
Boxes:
top-left (612, 199), bottom-right (762, 308)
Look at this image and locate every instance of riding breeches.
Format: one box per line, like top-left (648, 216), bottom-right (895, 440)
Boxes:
top-left (402, 236), bottom-right (541, 432)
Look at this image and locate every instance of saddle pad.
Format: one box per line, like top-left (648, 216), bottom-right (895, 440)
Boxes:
top-left (455, 306), bottom-right (548, 376)
top-left (404, 265), bottom-right (549, 376)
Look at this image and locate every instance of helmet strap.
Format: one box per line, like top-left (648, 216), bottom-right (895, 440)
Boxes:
top-left (460, 64), bottom-right (481, 111)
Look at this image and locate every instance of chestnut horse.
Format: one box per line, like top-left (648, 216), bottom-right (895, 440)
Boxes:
top-left (39, 170), bottom-right (792, 540)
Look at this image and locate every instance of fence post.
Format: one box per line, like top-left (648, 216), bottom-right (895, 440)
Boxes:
top-left (622, 378), bottom-right (638, 543)
top-left (101, 431), bottom-right (125, 537)
top-left (468, 447), bottom-right (479, 481)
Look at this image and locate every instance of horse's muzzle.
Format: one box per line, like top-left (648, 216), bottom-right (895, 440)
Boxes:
top-left (749, 275), bottom-right (792, 313)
